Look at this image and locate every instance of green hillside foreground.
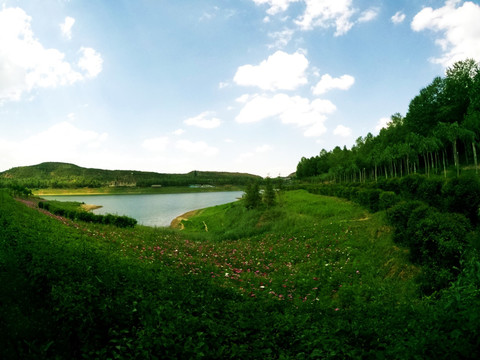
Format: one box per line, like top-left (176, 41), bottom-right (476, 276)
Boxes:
top-left (0, 162), bottom-right (262, 190)
top-left (1, 189), bottom-right (480, 358)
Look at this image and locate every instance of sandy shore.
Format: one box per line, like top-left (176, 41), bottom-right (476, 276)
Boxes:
top-left (170, 209), bottom-right (201, 229)
top-left (80, 204), bottom-right (103, 212)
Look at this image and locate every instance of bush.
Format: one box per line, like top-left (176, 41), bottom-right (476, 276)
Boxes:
top-left (379, 191), bottom-right (398, 210)
top-left (417, 177), bottom-right (445, 209)
top-left (356, 188), bottom-right (382, 212)
top-left (442, 175), bottom-right (480, 225)
top-left (399, 174), bottom-right (426, 199)
top-left (39, 201), bottom-right (136, 228)
top-left (386, 201), bottom-right (427, 246)
top-left (408, 210), bottom-right (470, 268)
top-left (377, 177), bottom-right (401, 194)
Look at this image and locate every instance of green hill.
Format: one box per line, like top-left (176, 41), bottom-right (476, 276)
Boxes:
top-left (0, 162), bottom-right (262, 189)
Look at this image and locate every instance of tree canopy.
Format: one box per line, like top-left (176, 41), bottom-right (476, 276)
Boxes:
top-left (296, 59), bottom-right (480, 181)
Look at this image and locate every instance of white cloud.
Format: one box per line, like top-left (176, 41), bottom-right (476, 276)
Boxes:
top-left (184, 111), bottom-right (222, 129)
top-left (252, 0), bottom-right (377, 36)
top-left (78, 47), bottom-right (103, 78)
top-left (411, 0), bottom-right (480, 67)
top-left (375, 117), bottom-right (390, 133)
top-left (175, 140), bottom-right (218, 156)
top-left (295, 0), bottom-right (356, 36)
top-left (0, 121), bottom-right (108, 169)
top-left (235, 93), bottom-right (335, 137)
top-left (173, 129), bottom-right (185, 136)
top-left (60, 16), bottom-right (75, 39)
top-left (236, 94), bottom-right (251, 103)
top-left (333, 124), bottom-right (352, 137)
top-left (391, 11), bottom-right (406, 24)
top-left (252, 0), bottom-right (301, 15)
top-left (233, 50), bottom-right (308, 91)
top-left (358, 8), bottom-right (379, 23)
top-left (268, 28), bottom-right (295, 48)
top-left (142, 136), bottom-right (170, 152)
top-left (218, 81), bottom-right (229, 89)
top-left (0, 7), bottom-right (102, 103)
top-left (312, 74), bottom-right (355, 95)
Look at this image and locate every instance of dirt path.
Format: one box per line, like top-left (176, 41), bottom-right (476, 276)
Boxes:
top-left (15, 198), bottom-right (75, 225)
top-left (170, 209), bottom-right (200, 229)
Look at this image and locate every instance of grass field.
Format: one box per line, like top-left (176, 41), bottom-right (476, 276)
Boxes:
top-left (2, 188), bottom-right (478, 359)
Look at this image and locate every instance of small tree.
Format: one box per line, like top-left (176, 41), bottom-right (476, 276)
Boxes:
top-left (263, 177), bottom-right (276, 208)
top-left (244, 181), bottom-right (261, 209)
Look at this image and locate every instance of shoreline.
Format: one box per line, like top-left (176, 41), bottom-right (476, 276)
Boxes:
top-left (81, 204), bottom-right (103, 212)
top-left (34, 186), bottom-right (244, 196)
top-left (170, 209), bottom-right (201, 229)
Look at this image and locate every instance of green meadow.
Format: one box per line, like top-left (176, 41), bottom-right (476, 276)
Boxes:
top-left (2, 187), bottom-right (479, 359)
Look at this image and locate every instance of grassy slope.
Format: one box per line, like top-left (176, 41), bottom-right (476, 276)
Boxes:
top-left (179, 190), bottom-right (419, 304)
top-left (4, 189), bottom-right (476, 358)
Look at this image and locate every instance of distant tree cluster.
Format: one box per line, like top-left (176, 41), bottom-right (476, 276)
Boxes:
top-left (296, 59), bottom-right (480, 182)
top-left (244, 178), bottom-right (277, 209)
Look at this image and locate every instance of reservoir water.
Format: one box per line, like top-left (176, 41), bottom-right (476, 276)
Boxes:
top-left (42, 191), bottom-right (244, 227)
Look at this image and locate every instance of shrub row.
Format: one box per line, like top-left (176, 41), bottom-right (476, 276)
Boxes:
top-left (39, 201), bottom-right (137, 228)
top-left (304, 183), bottom-right (400, 213)
top-left (304, 174), bottom-right (480, 294)
top-left (377, 174), bottom-right (480, 225)
top-left (305, 174), bottom-right (480, 225)
top-left (387, 201), bottom-right (471, 294)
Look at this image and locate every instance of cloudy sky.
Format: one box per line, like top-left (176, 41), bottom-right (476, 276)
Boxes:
top-left (1, 0), bottom-right (480, 177)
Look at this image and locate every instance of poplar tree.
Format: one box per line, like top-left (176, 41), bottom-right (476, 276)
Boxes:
top-left (244, 181), bottom-right (261, 209)
top-left (263, 177), bottom-right (276, 208)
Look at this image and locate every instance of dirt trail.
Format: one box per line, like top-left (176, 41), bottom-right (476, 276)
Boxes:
top-left (15, 198), bottom-right (74, 224)
top-left (170, 209), bottom-right (200, 229)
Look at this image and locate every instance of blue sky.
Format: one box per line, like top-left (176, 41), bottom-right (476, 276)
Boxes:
top-left (1, 0), bottom-right (480, 177)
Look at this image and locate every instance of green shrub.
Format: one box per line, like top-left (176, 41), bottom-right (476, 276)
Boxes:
top-left (379, 191), bottom-right (398, 210)
top-left (356, 188), bottom-right (381, 212)
top-left (417, 177), bottom-right (445, 209)
top-left (442, 175), bottom-right (480, 225)
top-left (399, 174), bottom-right (426, 198)
top-left (408, 209), bottom-right (470, 291)
top-left (377, 177), bottom-right (401, 194)
top-left (386, 201), bottom-right (425, 245)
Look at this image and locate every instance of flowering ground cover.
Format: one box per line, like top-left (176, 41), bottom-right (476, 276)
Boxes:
top-left (2, 188), bottom-right (479, 359)
top-left (89, 190), bottom-right (418, 311)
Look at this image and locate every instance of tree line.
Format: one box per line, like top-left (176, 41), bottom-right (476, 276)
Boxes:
top-left (296, 59), bottom-right (480, 182)
top-left (0, 162), bottom-right (262, 189)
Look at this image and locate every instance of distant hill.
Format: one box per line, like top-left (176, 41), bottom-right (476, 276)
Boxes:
top-left (0, 162), bottom-right (262, 189)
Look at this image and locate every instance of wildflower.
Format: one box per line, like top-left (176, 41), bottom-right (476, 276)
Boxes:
top-left (335, 308), bottom-right (340, 311)
top-left (356, 270), bottom-right (360, 274)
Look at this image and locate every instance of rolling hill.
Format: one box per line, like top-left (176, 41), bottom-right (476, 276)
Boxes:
top-left (0, 162), bottom-right (262, 189)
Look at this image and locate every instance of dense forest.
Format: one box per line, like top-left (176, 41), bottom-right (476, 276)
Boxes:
top-left (296, 59), bottom-right (480, 182)
top-left (0, 162), bottom-right (262, 188)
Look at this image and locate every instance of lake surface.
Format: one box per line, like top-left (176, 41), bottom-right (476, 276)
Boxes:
top-left (42, 191), bottom-right (244, 227)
